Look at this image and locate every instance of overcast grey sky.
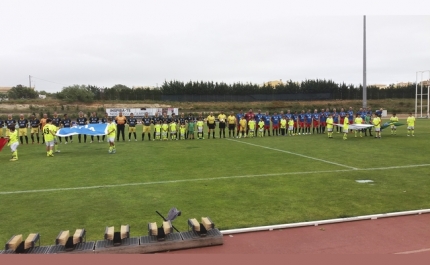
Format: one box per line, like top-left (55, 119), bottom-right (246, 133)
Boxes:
top-left (1, 0), bottom-right (429, 93)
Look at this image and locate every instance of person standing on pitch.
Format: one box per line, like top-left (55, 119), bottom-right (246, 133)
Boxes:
top-left (227, 111), bottom-right (236, 138)
top-left (187, 117), bottom-right (195, 140)
top-left (115, 112), bottom-right (127, 142)
top-left (89, 112), bottom-right (100, 143)
top-left (372, 113), bottom-right (381, 139)
top-left (106, 117), bottom-right (116, 154)
top-left (17, 114), bottom-right (29, 144)
top-left (206, 112), bottom-right (216, 139)
top-left (326, 114), bottom-right (334, 138)
top-left (43, 119), bottom-right (56, 157)
top-left (52, 112), bottom-right (62, 144)
top-left (0, 117), bottom-right (4, 138)
top-left (142, 112), bottom-right (152, 141)
top-left (127, 113), bottom-right (138, 141)
top-left (101, 113), bottom-right (109, 142)
top-left (389, 113), bottom-right (399, 135)
top-left (6, 124), bottom-right (19, 161)
top-left (218, 111), bottom-right (227, 138)
top-left (62, 114), bottom-right (72, 143)
top-left (5, 114), bottom-right (16, 137)
top-left (406, 112), bottom-right (415, 137)
top-left (354, 113), bottom-right (363, 138)
top-left (30, 114), bottom-right (40, 144)
top-left (39, 113), bottom-right (48, 144)
top-left (263, 111), bottom-right (271, 137)
top-left (76, 112), bottom-right (88, 143)
top-left (343, 113), bottom-right (350, 140)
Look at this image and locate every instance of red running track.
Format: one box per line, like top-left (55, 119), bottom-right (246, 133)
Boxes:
top-left (165, 213), bottom-right (430, 254)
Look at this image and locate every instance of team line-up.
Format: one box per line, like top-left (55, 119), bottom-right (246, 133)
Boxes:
top-left (1, 106), bottom-right (417, 161)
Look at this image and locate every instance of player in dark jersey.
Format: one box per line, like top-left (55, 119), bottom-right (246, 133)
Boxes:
top-left (62, 114), bottom-right (72, 143)
top-left (141, 112), bottom-right (152, 141)
top-left (101, 112), bottom-right (109, 142)
top-left (88, 112), bottom-right (100, 143)
top-left (5, 114), bottom-right (16, 137)
top-left (76, 111), bottom-right (88, 143)
top-left (0, 118), bottom-right (4, 138)
top-left (127, 113), bottom-right (138, 141)
top-left (18, 114), bottom-right (29, 144)
top-left (51, 112), bottom-right (62, 144)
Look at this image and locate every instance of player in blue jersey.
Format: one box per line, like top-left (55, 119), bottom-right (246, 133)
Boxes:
top-left (305, 109), bottom-right (312, 135)
top-left (76, 111), bottom-right (88, 143)
top-left (298, 110), bottom-right (305, 135)
top-left (331, 108), bottom-right (339, 133)
top-left (312, 109), bottom-right (320, 134)
top-left (271, 112), bottom-right (280, 136)
top-left (263, 111), bottom-right (271, 136)
top-left (347, 107), bottom-right (354, 130)
top-left (291, 111), bottom-right (298, 135)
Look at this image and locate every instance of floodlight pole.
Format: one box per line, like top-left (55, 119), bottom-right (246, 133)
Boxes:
top-left (362, 15), bottom-right (367, 109)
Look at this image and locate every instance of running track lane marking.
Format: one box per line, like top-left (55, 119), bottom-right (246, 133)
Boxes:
top-left (227, 138), bottom-right (358, 170)
top-left (1, 164), bottom-right (430, 195)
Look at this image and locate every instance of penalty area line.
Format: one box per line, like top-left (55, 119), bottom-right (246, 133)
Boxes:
top-left (227, 138), bottom-right (358, 170)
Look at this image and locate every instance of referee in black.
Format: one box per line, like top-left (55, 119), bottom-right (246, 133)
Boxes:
top-left (115, 112), bottom-right (127, 141)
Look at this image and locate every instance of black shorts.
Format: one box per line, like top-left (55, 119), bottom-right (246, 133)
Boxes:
top-left (228, 124), bottom-right (235, 130)
top-left (219, 122), bottom-right (226, 129)
top-left (208, 123), bottom-right (215, 129)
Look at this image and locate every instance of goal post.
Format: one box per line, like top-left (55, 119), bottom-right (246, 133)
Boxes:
top-left (415, 70), bottom-right (430, 118)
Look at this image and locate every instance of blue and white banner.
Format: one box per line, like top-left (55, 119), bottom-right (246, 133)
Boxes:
top-left (56, 124), bottom-right (108, 137)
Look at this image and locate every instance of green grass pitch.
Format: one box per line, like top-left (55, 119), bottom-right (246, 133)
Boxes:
top-left (1, 119), bottom-right (429, 245)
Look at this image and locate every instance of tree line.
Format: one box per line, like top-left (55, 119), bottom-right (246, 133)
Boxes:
top-left (5, 79), bottom-right (418, 102)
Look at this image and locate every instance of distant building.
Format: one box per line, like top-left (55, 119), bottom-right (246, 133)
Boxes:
top-left (39, 94), bottom-right (46, 99)
top-left (370, 84), bottom-right (388, 89)
top-left (0, 86), bottom-right (12, 93)
top-left (132, 86), bottom-right (159, 90)
top-left (263, 79), bottom-right (284, 87)
top-left (395, 82), bottom-right (413, 87)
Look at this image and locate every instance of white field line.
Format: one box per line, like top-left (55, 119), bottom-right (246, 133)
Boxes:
top-left (1, 163), bottom-right (430, 195)
top-left (227, 139), bottom-right (358, 170)
top-left (395, 248), bottom-right (430, 254)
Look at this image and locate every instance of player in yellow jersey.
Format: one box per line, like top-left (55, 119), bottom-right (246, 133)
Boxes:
top-left (389, 113), bottom-right (399, 135)
top-left (218, 111), bottom-right (227, 138)
top-left (161, 120), bottom-right (169, 140)
top-left (6, 125), bottom-right (19, 161)
top-left (169, 120), bottom-right (177, 140)
top-left (354, 114), bottom-right (363, 138)
top-left (406, 113), bottom-right (415, 136)
top-left (343, 113), bottom-right (350, 140)
top-left (43, 119), bottom-right (56, 157)
top-left (106, 117), bottom-right (116, 153)
top-left (227, 111), bottom-right (237, 138)
top-left (196, 118), bottom-right (204, 139)
top-left (248, 119), bottom-right (256, 138)
top-left (280, 117), bottom-right (287, 136)
top-left (239, 117), bottom-right (247, 138)
top-left (288, 118), bottom-right (294, 136)
top-left (153, 120), bottom-right (162, 140)
top-left (179, 124), bottom-right (186, 140)
top-left (372, 113), bottom-right (381, 139)
top-left (206, 112), bottom-right (216, 139)
top-left (257, 118), bottom-right (265, 137)
top-left (326, 114), bottom-right (334, 138)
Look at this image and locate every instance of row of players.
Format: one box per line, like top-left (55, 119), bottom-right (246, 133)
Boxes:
top-left (0, 107), bottom-right (411, 143)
